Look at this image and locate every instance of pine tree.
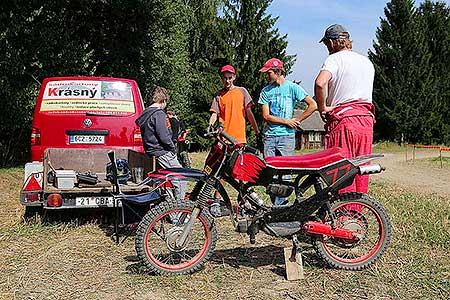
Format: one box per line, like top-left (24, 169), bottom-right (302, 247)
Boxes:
top-left (369, 0), bottom-right (434, 143)
top-left (140, 0), bottom-right (192, 115)
top-left (419, 0), bottom-right (450, 144)
top-left (217, 0), bottom-right (295, 143)
top-left (221, 0), bottom-right (295, 100)
top-left (181, 0), bottom-right (224, 147)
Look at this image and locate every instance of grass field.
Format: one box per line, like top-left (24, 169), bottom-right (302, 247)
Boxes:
top-left (0, 150), bottom-right (449, 300)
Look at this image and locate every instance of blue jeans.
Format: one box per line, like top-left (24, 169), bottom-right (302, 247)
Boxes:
top-left (263, 135), bottom-right (295, 206)
top-left (157, 152), bottom-right (187, 201)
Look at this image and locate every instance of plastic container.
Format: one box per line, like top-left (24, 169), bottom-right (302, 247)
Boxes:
top-left (55, 170), bottom-right (77, 189)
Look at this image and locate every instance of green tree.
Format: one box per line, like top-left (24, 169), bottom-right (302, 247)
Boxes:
top-left (369, 0), bottom-right (434, 144)
top-left (419, 0), bottom-right (450, 144)
top-left (181, 0), bottom-right (224, 147)
top-left (141, 0), bottom-right (192, 116)
top-left (0, 0), bottom-right (95, 166)
top-left (217, 0), bottom-right (295, 143)
top-left (221, 0), bottom-right (295, 99)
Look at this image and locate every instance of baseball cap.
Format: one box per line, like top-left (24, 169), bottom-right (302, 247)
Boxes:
top-left (259, 58), bottom-right (284, 73)
top-left (319, 24), bottom-right (350, 43)
top-left (220, 65), bottom-right (235, 74)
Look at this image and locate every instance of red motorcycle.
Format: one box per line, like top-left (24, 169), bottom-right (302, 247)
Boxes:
top-left (133, 125), bottom-right (392, 275)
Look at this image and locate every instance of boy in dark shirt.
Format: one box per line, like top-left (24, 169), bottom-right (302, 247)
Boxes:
top-left (135, 86), bottom-right (186, 200)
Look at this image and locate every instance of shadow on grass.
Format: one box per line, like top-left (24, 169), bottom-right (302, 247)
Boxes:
top-left (23, 207), bottom-right (117, 226)
top-left (22, 207), bottom-right (137, 242)
top-left (123, 244), bottom-right (325, 277)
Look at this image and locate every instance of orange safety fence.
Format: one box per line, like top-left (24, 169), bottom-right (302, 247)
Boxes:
top-left (406, 144), bottom-right (450, 167)
top-left (410, 144), bottom-right (442, 149)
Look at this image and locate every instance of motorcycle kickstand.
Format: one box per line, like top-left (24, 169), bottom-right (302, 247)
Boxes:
top-left (284, 234), bottom-right (304, 280)
top-left (291, 235), bottom-right (304, 260)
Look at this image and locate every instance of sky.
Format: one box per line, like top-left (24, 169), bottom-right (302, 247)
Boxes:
top-left (266, 0), bottom-right (447, 93)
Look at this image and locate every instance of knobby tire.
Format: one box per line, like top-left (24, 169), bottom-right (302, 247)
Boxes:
top-left (312, 192), bottom-right (392, 270)
top-left (135, 200), bottom-right (217, 275)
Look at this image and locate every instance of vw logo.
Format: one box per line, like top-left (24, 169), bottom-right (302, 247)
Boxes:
top-left (83, 118), bottom-right (92, 128)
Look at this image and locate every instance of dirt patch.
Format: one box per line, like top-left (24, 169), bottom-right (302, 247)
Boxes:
top-left (373, 149), bottom-right (450, 196)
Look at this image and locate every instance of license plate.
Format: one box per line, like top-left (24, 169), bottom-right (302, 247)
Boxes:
top-left (75, 196), bottom-right (120, 207)
top-left (69, 135), bottom-right (105, 144)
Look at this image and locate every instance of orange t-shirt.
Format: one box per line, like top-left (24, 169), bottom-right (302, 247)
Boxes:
top-left (210, 87), bottom-right (253, 143)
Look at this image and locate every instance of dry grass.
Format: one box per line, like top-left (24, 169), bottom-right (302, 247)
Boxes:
top-left (0, 153), bottom-right (449, 300)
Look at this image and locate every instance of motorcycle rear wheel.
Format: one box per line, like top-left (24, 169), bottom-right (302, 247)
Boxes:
top-left (312, 192), bottom-right (392, 270)
top-left (135, 200), bottom-right (217, 275)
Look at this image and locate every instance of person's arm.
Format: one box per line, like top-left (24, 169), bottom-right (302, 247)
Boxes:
top-left (314, 70), bottom-right (333, 114)
top-left (295, 95), bottom-right (317, 123)
top-left (154, 111), bottom-right (175, 150)
top-left (261, 104), bottom-right (300, 129)
top-left (245, 108), bottom-right (259, 134)
top-left (208, 112), bottom-right (218, 126)
top-left (208, 93), bottom-right (221, 127)
top-left (241, 88), bottom-right (259, 134)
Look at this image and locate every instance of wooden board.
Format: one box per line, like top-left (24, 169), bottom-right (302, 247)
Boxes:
top-left (284, 247), bottom-right (304, 280)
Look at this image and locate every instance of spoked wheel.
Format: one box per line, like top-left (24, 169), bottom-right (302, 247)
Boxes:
top-left (135, 200), bottom-right (217, 275)
top-left (312, 193), bottom-right (392, 270)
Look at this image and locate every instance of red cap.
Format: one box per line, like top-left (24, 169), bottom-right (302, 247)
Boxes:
top-left (259, 58), bottom-right (283, 72)
top-left (220, 65), bottom-right (235, 74)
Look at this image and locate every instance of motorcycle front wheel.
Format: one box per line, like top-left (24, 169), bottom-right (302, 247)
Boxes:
top-left (312, 192), bottom-right (392, 270)
top-left (135, 200), bottom-right (217, 275)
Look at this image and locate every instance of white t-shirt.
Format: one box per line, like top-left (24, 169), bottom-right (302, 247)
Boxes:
top-left (321, 50), bottom-right (375, 107)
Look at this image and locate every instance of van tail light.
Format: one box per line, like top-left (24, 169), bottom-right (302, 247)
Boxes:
top-left (31, 127), bottom-right (41, 145)
top-left (134, 128), bottom-right (142, 145)
top-left (47, 194), bottom-right (62, 207)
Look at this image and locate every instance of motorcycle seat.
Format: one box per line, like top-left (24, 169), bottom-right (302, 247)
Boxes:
top-left (265, 147), bottom-right (346, 169)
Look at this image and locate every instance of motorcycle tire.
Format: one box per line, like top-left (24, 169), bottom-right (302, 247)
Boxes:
top-left (312, 192), bottom-right (392, 270)
top-left (135, 199), bottom-right (217, 275)
top-left (179, 151), bottom-right (191, 169)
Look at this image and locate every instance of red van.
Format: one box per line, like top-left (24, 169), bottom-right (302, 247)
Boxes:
top-left (31, 77), bottom-right (144, 161)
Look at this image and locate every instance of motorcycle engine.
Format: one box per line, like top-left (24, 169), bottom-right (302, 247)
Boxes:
top-left (266, 183), bottom-right (294, 198)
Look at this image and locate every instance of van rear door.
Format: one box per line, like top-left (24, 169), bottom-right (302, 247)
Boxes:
top-left (31, 77), bottom-right (144, 161)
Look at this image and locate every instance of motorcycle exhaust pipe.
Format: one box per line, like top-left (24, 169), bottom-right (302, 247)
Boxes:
top-left (302, 221), bottom-right (358, 240)
top-left (358, 164), bottom-right (385, 175)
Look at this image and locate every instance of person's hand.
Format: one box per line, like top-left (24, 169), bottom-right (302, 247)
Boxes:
top-left (320, 106), bottom-right (334, 122)
top-left (285, 118), bottom-right (301, 129)
top-left (256, 133), bottom-right (264, 152)
top-left (204, 124), bottom-right (215, 136)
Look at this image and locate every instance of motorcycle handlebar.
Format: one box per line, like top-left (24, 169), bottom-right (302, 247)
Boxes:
top-left (220, 129), bottom-right (237, 145)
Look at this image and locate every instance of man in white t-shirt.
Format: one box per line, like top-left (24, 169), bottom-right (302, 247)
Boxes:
top-left (314, 24), bottom-right (375, 194)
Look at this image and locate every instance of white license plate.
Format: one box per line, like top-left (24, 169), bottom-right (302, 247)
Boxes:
top-left (69, 135), bottom-right (105, 144)
top-left (75, 196), bottom-right (120, 207)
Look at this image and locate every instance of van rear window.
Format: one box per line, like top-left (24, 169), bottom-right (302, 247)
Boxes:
top-left (40, 80), bottom-right (135, 114)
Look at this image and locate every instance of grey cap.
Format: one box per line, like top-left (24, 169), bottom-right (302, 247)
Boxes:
top-left (319, 24), bottom-right (350, 43)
